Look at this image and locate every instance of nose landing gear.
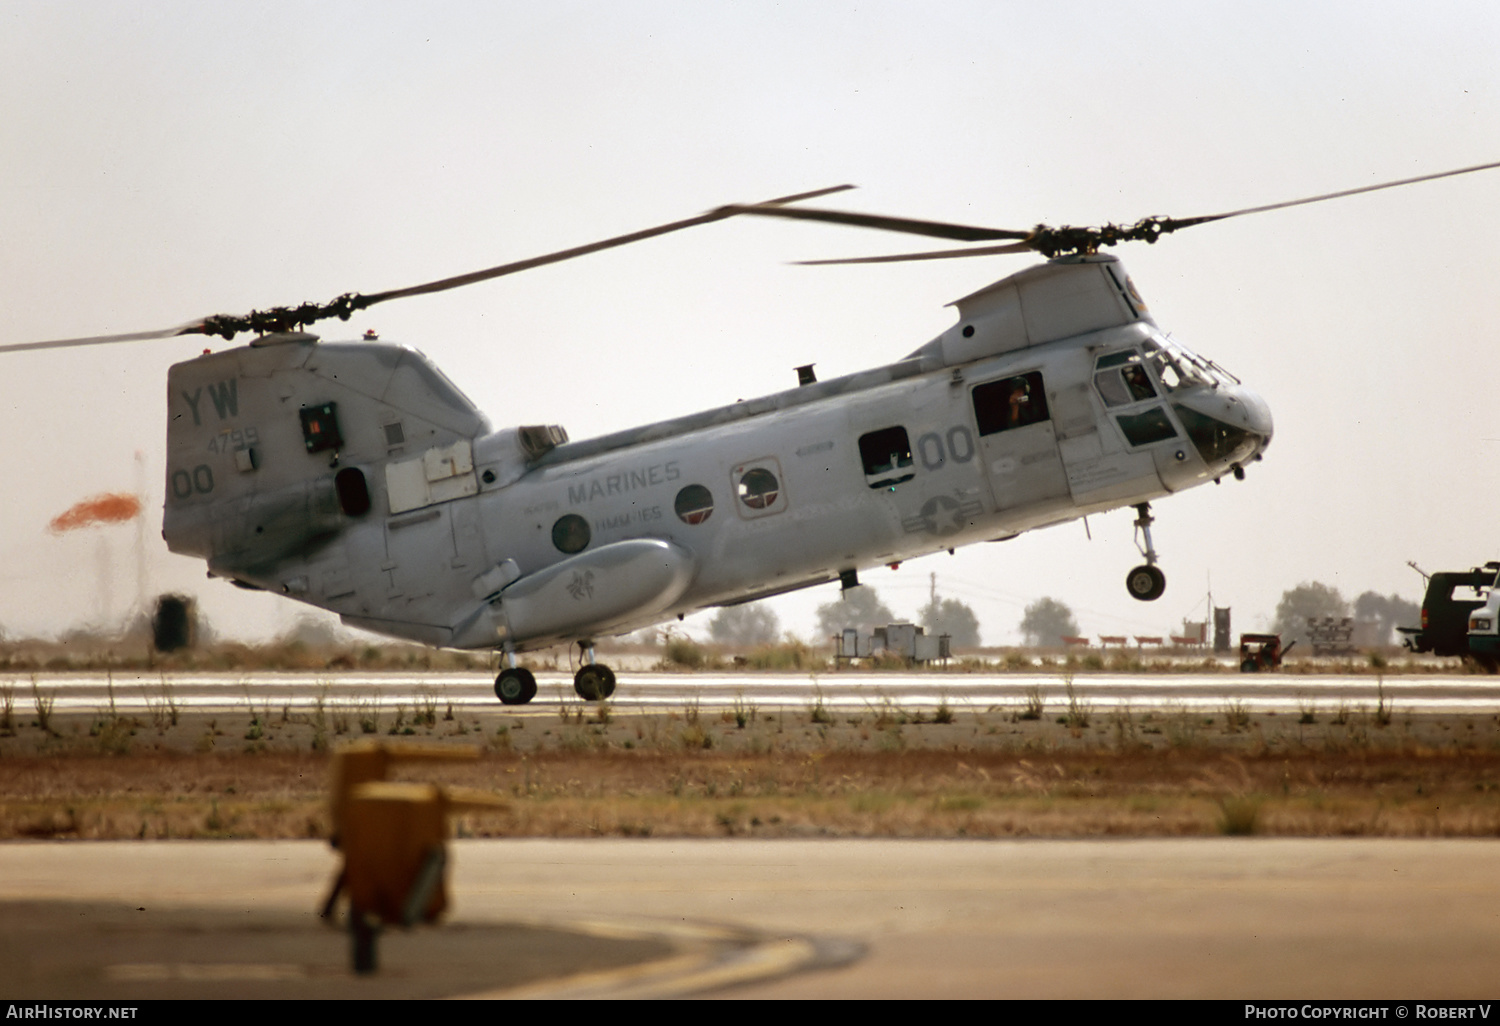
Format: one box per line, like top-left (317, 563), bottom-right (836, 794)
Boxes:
top-left (1126, 503), bottom-right (1167, 602)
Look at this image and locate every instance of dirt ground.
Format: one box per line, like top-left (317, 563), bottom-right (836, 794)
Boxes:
top-left (4, 696), bottom-right (1499, 842)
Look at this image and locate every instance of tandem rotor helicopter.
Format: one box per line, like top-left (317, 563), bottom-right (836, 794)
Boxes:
top-left (6, 162), bottom-right (1498, 704)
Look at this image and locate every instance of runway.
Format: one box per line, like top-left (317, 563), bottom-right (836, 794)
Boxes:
top-left (6, 668), bottom-right (1500, 998)
top-left (13, 668), bottom-right (1500, 717)
top-left (4, 838), bottom-right (1498, 999)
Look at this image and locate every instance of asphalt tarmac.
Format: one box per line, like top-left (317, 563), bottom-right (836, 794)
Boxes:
top-left (28, 668), bottom-right (1500, 717)
top-left (3, 838), bottom-right (1498, 999)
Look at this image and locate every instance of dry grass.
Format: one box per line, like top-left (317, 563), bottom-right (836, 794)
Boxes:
top-left (0, 630), bottom-right (1464, 677)
top-left (0, 637), bottom-right (499, 674)
top-left (3, 704), bottom-right (1499, 841)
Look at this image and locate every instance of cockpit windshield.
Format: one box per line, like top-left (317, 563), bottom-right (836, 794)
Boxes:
top-left (1144, 335), bottom-right (1235, 391)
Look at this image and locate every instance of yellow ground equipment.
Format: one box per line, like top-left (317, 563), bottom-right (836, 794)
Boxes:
top-left (320, 740), bottom-right (508, 973)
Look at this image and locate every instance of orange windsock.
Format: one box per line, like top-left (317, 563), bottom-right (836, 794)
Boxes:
top-left (48, 493), bottom-right (143, 533)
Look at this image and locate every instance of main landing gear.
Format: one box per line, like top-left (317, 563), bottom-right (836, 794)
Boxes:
top-left (1125, 502), bottom-right (1167, 602)
top-left (491, 642), bottom-right (618, 706)
top-left (494, 662), bottom-right (537, 705)
top-left (573, 640), bottom-right (616, 701)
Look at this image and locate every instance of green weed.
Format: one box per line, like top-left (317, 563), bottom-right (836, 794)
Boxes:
top-left (1374, 677), bottom-right (1393, 727)
top-left (933, 693), bottom-right (955, 725)
top-left (732, 691), bottom-right (757, 729)
top-left (31, 676), bottom-right (55, 734)
top-left (1063, 677), bottom-right (1090, 730)
top-left (1217, 796), bottom-right (1263, 836)
top-left (1298, 697), bottom-right (1318, 725)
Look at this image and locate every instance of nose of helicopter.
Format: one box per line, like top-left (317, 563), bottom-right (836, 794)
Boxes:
top-left (1232, 384), bottom-right (1274, 453)
top-left (1170, 382), bottom-right (1273, 476)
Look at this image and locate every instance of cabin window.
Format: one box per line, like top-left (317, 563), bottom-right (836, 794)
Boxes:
top-left (334, 467), bottom-right (371, 517)
top-left (1116, 407), bottom-right (1179, 447)
top-left (972, 372), bottom-right (1049, 436)
top-left (551, 513), bottom-right (591, 554)
top-left (300, 402), bottom-right (343, 453)
top-left (674, 484), bottom-right (715, 525)
top-left (737, 467), bottom-right (780, 510)
top-left (858, 427), bottom-right (915, 489)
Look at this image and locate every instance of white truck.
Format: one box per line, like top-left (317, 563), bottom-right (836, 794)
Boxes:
top-left (1466, 570), bottom-right (1500, 673)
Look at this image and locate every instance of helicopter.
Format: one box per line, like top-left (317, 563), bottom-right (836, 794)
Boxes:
top-left (6, 164), bottom-right (1498, 705)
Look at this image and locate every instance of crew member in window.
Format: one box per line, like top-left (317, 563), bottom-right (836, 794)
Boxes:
top-left (1123, 364), bottom-right (1155, 401)
top-left (1006, 380), bottom-right (1025, 427)
top-left (1006, 378), bottom-right (1035, 428)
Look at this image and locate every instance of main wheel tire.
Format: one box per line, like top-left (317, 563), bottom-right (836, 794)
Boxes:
top-left (573, 663), bottom-right (616, 701)
top-left (1126, 564), bottom-right (1167, 602)
top-left (495, 667), bottom-right (537, 705)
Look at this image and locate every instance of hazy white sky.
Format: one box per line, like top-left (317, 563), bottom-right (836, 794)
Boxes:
top-left (3, 1), bottom-right (1498, 645)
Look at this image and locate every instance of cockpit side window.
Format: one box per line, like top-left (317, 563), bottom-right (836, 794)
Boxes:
top-left (1096, 350), bottom-right (1183, 447)
top-left (1116, 408), bottom-right (1179, 447)
top-left (1093, 351), bottom-right (1156, 407)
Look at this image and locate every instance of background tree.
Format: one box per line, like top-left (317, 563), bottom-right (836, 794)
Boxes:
top-left (1353, 590), bottom-right (1421, 647)
top-left (1019, 597), bottom-right (1080, 648)
top-left (919, 595), bottom-right (981, 648)
top-left (815, 587), bottom-right (896, 639)
top-left (1272, 581), bottom-right (1350, 645)
top-left (124, 596), bottom-right (215, 650)
top-left (279, 614), bottom-right (345, 649)
top-left (627, 627), bottom-right (662, 647)
top-left (708, 603), bottom-right (781, 646)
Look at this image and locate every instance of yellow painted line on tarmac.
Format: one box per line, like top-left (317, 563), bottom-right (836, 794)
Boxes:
top-left (460, 916), bottom-right (833, 999)
top-left (107, 963), bottom-right (309, 982)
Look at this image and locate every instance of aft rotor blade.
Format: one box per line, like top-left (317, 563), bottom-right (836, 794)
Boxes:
top-left (796, 241), bottom-right (1038, 265)
top-left (358, 184), bottom-right (858, 307)
top-left (722, 203), bottom-right (1032, 243)
top-left (3, 185), bottom-right (854, 349)
top-left (0, 319), bottom-right (210, 355)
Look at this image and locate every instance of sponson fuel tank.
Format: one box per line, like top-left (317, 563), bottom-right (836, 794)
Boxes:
top-left (482, 538), bottom-right (695, 646)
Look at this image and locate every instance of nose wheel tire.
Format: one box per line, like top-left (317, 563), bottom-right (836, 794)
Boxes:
top-left (574, 664), bottom-right (616, 701)
top-left (495, 667), bottom-right (538, 705)
top-left (1126, 564), bottom-right (1166, 602)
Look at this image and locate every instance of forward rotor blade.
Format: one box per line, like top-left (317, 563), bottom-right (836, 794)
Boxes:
top-left (782, 159), bottom-right (1500, 262)
top-left (1160, 159), bottom-right (1500, 234)
top-left (358, 184), bottom-right (857, 307)
top-left (0, 319), bottom-right (210, 355)
top-left (721, 203), bottom-right (1032, 243)
top-left (796, 241), bottom-right (1038, 265)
